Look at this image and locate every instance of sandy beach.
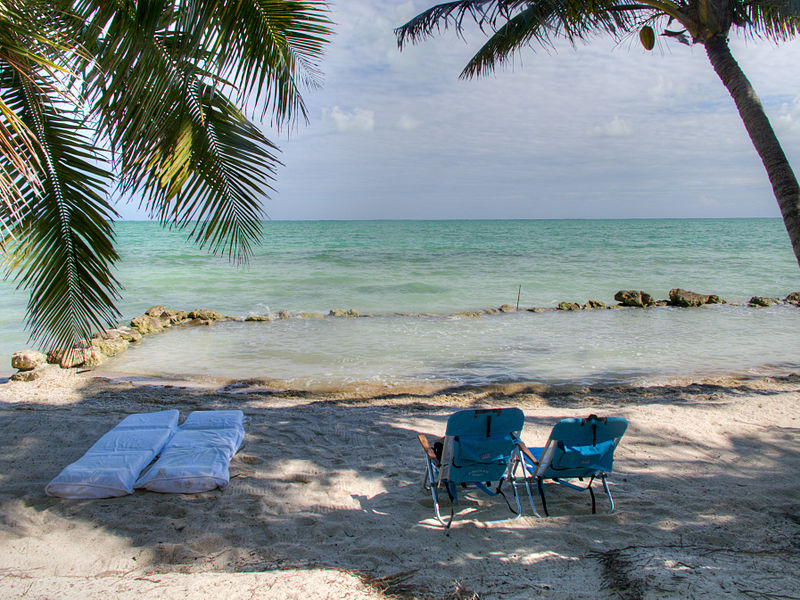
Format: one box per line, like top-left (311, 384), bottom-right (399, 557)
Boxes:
top-left (1, 367), bottom-right (799, 599)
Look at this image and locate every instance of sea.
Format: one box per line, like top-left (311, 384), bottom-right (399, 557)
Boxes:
top-left (2, 218), bottom-right (800, 389)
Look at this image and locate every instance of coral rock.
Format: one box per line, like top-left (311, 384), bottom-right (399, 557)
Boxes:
top-left (11, 350), bottom-right (47, 371)
top-left (583, 300), bottom-right (606, 310)
top-left (614, 290), bottom-right (655, 307)
top-left (784, 292), bottom-right (800, 305)
top-left (749, 296), bottom-right (780, 307)
top-left (90, 337), bottom-right (129, 357)
top-left (115, 326), bottom-right (143, 343)
top-left (557, 302), bottom-right (581, 311)
top-left (669, 288), bottom-right (725, 308)
top-left (10, 368), bottom-right (44, 382)
top-left (329, 308), bottom-right (360, 317)
top-left (145, 305), bottom-right (167, 317)
top-left (187, 309), bottom-right (226, 321)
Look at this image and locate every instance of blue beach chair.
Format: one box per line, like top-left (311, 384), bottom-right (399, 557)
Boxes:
top-left (418, 408), bottom-right (527, 528)
top-left (516, 415), bottom-right (628, 517)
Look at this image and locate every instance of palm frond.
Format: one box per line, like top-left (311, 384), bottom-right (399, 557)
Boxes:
top-left (396, 0), bottom-right (531, 48)
top-left (78, 0), bottom-right (325, 263)
top-left (1, 63), bottom-right (120, 351)
top-left (0, 95), bottom-right (42, 223)
top-left (1, 1), bottom-right (331, 349)
top-left (125, 81), bottom-right (277, 264)
top-left (204, 0), bottom-right (332, 124)
top-left (740, 0), bottom-right (800, 40)
top-left (0, 0), bottom-right (81, 225)
top-left (460, 0), bottom-right (648, 77)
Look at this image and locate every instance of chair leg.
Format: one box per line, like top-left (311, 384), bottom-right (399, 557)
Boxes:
top-left (588, 483), bottom-right (596, 514)
top-left (508, 479), bottom-right (523, 521)
top-left (421, 468), bottom-right (431, 491)
top-left (521, 478), bottom-right (542, 519)
top-left (511, 456), bottom-right (542, 518)
top-left (426, 460), bottom-right (452, 528)
top-left (537, 478), bottom-right (549, 517)
top-left (601, 474), bottom-right (615, 513)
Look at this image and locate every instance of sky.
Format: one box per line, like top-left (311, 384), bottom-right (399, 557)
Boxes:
top-left (120, 1), bottom-right (800, 221)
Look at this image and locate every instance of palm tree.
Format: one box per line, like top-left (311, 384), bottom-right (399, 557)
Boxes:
top-left (395, 0), bottom-right (800, 266)
top-left (0, 1), bottom-right (330, 351)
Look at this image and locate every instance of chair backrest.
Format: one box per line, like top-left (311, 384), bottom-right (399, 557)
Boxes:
top-left (440, 408), bottom-right (524, 485)
top-left (536, 415), bottom-right (628, 479)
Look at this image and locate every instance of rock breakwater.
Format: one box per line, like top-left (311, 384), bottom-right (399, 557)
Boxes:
top-left (8, 289), bottom-right (800, 380)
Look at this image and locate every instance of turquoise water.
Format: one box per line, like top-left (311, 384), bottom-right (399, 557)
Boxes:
top-left (2, 219), bottom-right (800, 386)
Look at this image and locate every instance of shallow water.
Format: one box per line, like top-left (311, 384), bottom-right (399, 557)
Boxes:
top-left (3, 219), bottom-right (800, 385)
top-left (93, 304), bottom-right (800, 391)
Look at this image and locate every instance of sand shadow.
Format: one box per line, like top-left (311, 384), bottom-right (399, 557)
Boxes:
top-left (1, 376), bottom-right (800, 599)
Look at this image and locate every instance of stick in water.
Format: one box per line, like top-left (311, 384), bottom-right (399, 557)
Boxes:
top-left (516, 285), bottom-right (521, 311)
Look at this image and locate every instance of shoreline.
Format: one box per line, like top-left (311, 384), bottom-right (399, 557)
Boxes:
top-left (1, 369), bottom-right (799, 598)
top-left (4, 362), bottom-right (800, 404)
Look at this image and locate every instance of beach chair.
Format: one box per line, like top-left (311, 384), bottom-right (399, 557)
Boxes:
top-left (418, 407), bottom-right (527, 528)
top-left (516, 414), bottom-right (628, 517)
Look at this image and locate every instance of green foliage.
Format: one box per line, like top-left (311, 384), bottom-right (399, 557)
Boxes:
top-left (396, 0), bottom-right (800, 69)
top-left (0, 1), bottom-right (331, 350)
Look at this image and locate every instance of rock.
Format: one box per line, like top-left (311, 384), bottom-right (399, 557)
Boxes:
top-left (187, 309), bottom-right (226, 321)
top-left (11, 350), bottom-right (47, 371)
top-left (277, 310), bottom-right (292, 320)
top-left (527, 307), bottom-right (548, 313)
top-left (115, 326), bottom-right (143, 343)
top-left (583, 300), bottom-right (606, 310)
top-left (131, 314), bottom-right (165, 334)
top-left (298, 312), bottom-right (325, 319)
top-left (557, 302), bottom-right (581, 311)
top-left (245, 315), bottom-right (272, 322)
top-left (47, 348), bottom-right (81, 368)
top-left (10, 368), bottom-right (44, 382)
top-left (669, 288), bottom-right (725, 308)
top-left (92, 329), bottom-right (122, 340)
top-left (82, 346), bottom-right (105, 368)
top-left (498, 304), bottom-right (516, 313)
top-left (47, 346), bottom-right (103, 369)
top-left (145, 305), bottom-right (167, 317)
top-left (162, 309), bottom-right (188, 324)
top-left (749, 296), bottom-right (780, 307)
top-left (614, 290), bottom-right (655, 307)
top-left (654, 300), bottom-right (670, 307)
top-left (483, 308), bottom-right (500, 315)
top-left (187, 318), bottom-right (213, 326)
top-left (329, 308), bottom-right (360, 317)
top-left (90, 337), bottom-right (129, 357)
top-left (453, 311), bottom-right (482, 318)
top-left (784, 292), bottom-right (800, 305)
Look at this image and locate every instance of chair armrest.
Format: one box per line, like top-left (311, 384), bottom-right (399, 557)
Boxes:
top-left (418, 434), bottom-right (438, 462)
top-left (517, 441), bottom-right (539, 465)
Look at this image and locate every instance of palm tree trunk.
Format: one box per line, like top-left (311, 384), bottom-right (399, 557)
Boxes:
top-left (704, 35), bottom-right (800, 267)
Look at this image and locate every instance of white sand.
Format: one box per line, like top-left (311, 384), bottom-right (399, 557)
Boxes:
top-left (1, 368), bottom-right (799, 599)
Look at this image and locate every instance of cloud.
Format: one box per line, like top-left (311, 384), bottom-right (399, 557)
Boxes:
top-left (328, 106), bottom-right (375, 132)
top-left (776, 96), bottom-right (800, 136)
top-left (397, 114), bottom-right (420, 130)
top-left (588, 116), bottom-right (634, 138)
